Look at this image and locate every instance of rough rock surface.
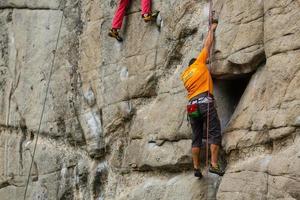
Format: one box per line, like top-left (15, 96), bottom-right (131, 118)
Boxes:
top-left (0, 0), bottom-right (299, 199)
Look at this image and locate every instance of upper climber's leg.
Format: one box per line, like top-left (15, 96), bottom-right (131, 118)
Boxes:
top-left (141, 0), bottom-right (159, 22)
top-left (109, 0), bottom-right (130, 41)
top-left (112, 0), bottom-right (130, 29)
top-left (141, 0), bottom-right (151, 15)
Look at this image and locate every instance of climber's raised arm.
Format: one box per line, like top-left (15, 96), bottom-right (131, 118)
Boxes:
top-left (193, 23), bottom-right (218, 65)
top-left (204, 23), bottom-right (217, 53)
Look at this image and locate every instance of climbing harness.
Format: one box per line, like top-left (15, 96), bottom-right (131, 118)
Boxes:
top-left (187, 96), bottom-right (213, 119)
top-left (189, 96), bottom-right (213, 105)
top-left (23, 11), bottom-right (64, 200)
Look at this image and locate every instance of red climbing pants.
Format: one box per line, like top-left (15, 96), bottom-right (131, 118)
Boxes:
top-left (112, 0), bottom-right (151, 29)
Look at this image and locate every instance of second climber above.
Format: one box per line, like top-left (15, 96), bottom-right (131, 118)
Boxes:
top-left (108, 0), bottom-right (159, 42)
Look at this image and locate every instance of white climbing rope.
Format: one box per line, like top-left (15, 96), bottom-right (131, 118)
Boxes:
top-left (23, 11), bottom-right (64, 200)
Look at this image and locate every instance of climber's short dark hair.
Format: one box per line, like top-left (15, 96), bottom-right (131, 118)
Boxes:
top-left (189, 58), bottom-right (196, 66)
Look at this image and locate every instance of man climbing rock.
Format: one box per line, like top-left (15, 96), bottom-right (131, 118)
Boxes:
top-left (108, 0), bottom-right (159, 41)
top-left (181, 22), bottom-right (224, 178)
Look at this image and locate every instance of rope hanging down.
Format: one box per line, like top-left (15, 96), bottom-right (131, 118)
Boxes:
top-left (23, 12), bottom-right (64, 200)
top-left (206, 0), bottom-right (214, 171)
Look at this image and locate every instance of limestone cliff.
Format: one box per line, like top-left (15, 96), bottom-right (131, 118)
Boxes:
top-left (0, 0), bottom-right (299, 199)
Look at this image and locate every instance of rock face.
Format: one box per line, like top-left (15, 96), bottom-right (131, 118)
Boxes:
top-left (0, 0), bottom-right (299, 199)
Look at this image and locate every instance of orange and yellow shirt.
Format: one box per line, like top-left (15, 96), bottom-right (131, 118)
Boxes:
top-left (181, 47), bottom-right (213, 100)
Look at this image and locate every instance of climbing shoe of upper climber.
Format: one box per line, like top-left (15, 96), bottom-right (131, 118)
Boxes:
top-left (108, 28), bottom-right (123, 42)
top-left (142, 10), bottom-right (160, 23)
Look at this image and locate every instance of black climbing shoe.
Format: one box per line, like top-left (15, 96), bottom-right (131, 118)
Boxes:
top-left (209, 164), bottom-right (225, 176)
top-left (194, 168), bottom-right (203, 179)
top-left (108, 29), bottom-right (123, 42)
top-left (142, 11), bottom-right (160, 23)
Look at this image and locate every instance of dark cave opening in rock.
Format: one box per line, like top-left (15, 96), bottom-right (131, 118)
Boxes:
top-left (213, 75), bottom-right (252, 131)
